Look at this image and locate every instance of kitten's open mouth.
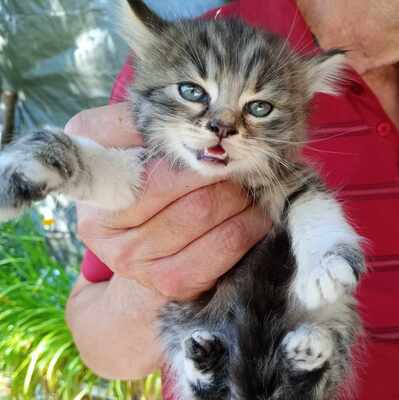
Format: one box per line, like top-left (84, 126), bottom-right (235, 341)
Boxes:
top-left (185, 144), bottom-right (229, 166)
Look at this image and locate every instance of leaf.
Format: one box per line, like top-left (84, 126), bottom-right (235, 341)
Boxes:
top-left (0, 216), bottom-right (161, 400)
top-left (24, 342), bottom-right (46, 394)
top-left (46, 342), bottom-right (72, 383)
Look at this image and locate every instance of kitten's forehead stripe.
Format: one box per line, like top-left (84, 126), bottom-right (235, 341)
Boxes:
top-left (198, 30), bottom-right (224, 76)
top-left (182, 41), bottom-right (208, 79)
top-left (243, 46), bottom-right (267, 83)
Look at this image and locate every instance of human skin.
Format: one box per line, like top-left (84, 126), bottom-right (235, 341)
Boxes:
top-left (297, 0), bottom-right (399, 128)
top-left (67, 0), bottom-right (399, 380)
top-left (65, 102), bottom-right (271, 378)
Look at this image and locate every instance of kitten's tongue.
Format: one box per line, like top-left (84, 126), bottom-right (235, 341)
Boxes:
top-left (206, 145), bottom-right (226, 156)
top-left (201, 145), bottom-right (229, 165)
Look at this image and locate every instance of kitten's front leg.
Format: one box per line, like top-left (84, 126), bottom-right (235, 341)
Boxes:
top-left (287, 190), bottom-right (365, 309)
top-left (0, 130), bottom-right (144, 221)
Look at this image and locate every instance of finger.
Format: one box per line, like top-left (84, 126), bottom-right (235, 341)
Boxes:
top-left (122, 181), bottom-right (249, 259)
top-left (77, 180), bottom-right (249, 270)
top-left (64, 102), bottom-right (143, 148)
top-left (87, 158), bottom-right (224, 229)
top-left (138, 206), bottom-right (272, 299)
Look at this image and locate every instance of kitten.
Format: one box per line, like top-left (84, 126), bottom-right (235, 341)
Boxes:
top-left (0, 1), bottom-right (365, 399)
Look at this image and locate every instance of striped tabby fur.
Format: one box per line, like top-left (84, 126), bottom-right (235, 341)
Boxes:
top-left (0, 1), bottom-right (365, 399)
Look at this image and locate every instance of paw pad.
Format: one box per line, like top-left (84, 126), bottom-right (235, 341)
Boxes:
top-left (282, 325), bottom-right (333, 371)
top-left (295, 255), bottom-right (357, 309)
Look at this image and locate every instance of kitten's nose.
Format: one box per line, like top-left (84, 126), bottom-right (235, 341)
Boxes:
top-left (207, 119), bottom-right (238, 139)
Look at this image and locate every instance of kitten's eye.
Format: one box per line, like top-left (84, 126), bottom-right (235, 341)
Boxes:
top-left (178, 82), bottom-right (209, 103)
top-left (245, 101), bottom-right (274, 118)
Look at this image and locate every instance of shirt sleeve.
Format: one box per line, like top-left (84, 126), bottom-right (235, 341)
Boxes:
top-left (109, 58), bottom-right (134, 105)
top-left (81, 57), bottom-right (135, 283)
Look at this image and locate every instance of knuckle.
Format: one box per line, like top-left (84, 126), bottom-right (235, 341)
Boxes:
top-left (154, 267), bottom-right (187, 299)
top-left (110, 248), bottom-right (138, 277)
top-left (220, 217), bottom-right (249, 255)
top-left (182, 186), bottom-right (216, 221)
top-left (77, 228), bottom-right (139, 278)
top-left (109, 236), bottom-right (143, 277)
top-left (156, 274), bottom-right (183, 299)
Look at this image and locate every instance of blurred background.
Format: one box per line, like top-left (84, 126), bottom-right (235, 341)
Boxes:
top-left (0, 1), bottom-right (227, 399)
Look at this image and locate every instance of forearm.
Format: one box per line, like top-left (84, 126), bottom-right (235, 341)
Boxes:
top-left (66, 273), bottom-right (167, 380)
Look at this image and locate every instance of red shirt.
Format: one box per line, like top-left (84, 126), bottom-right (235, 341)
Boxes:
top-left (81, 1), bottom-right (399, 398)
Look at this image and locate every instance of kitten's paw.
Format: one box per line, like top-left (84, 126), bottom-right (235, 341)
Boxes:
top-left (0, 131), bottom-right (77, 221)
top-left (294, 254), bottom-right (357, 310)
top-left (282, 324), bottom-right (333, 371)
top-left (0, 130), bottom-right (146, 217)
top-left (183, 331), bottom-right (226, 384)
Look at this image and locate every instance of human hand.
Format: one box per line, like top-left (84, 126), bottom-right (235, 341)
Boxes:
top-left (65, 102), bottom-right (271, 300)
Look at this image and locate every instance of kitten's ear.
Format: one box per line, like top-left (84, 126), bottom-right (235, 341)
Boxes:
top-left (117, 0), bottom-right (168, 58)
top-left (306, 49), bottom-right (347, 96)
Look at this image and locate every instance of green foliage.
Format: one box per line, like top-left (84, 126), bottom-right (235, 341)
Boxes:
top-left (0, 217), bottom-right (161, 400)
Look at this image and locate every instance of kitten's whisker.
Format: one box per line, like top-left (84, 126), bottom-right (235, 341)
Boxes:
top-left (230, 141), bottom-right (295, 176)
top-left (268, 16), bottom-right (316, 79)
top-left (145, 152), bottom-right (171, 184)
top-left (248, 130), bottom-right (355, 145)
top-left (243, 143), bottom-right (296, 172)
top-left (232, 142), bottom-right (284, 195)
top-left (265, 8), bottom-right (299, 80)
top-left (265, 29), bottom-right (314, 84)
top-left (249, 137), bottom-right (356, 156)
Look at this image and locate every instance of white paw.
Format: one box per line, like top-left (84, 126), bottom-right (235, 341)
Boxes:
top-left (0, 150), bottom-right (63, 190)
top-left (282, 325), bottom-right (333, 371)
top-left (19, 158), bottom-right (64, 189)
top-left (294, 254), bottom-right (357, 310)
top-left (0, 151), bottom-right (64, 222)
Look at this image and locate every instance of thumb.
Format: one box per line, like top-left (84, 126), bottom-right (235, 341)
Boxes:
top-left (64, 102), bottom-right (143, 148)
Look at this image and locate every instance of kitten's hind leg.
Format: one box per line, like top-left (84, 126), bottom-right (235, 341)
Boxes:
top-left (0, 130), bottom-right (144, 221)
top-left (183, 330), bottom-right (229, 400)
top-left (280, 307), bottom-right (360, 399)
top-left (281, 324), bottom-right (333, 372)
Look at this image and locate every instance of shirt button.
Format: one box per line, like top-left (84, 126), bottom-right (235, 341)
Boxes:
top-left (376, 122), bottom-right (392, 137)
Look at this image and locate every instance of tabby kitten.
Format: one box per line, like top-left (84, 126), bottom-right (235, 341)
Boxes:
top-left (0, 1), bottom-right (364, 399)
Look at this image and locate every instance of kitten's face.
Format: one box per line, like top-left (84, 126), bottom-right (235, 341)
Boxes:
top-left (122, 2), bottom-right (345, 180)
